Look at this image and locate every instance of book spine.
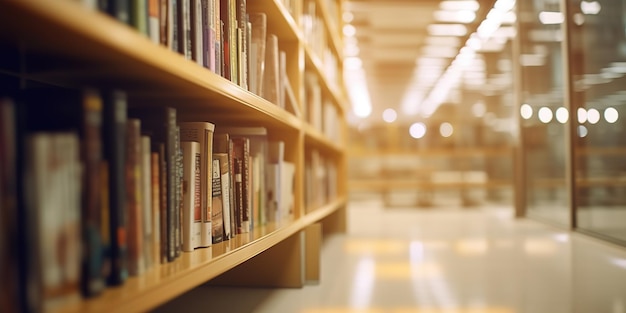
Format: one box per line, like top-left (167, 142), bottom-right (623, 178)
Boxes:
top-left (214, 0), bottom-right (221, 76)
top-left (108, 0), bottom-right (131, 25)
top-left (241, 138), bottom-right (251, 232)
top-left (233, 157), bottom-right (243, 234)
top-left (131, 0), bottom-right (149, 36)
top-left (160, 0), bottom-right (169, 46)
top-left (202, 0), bottom-right (210, 69)
top-left (166, 110), bottom-right (177, 262)
top-left (229, 0), bottom-right (237, 83)
top-left (175, 126), bottom-right (183, 258)
top-left (219, 0), bottom-right (231, 80)
top-left (0, 98), bottom-right (20, 313)
top-left (102, 91), bottom-right (128, 285)
top-left (169, 0), bottom-right (179, 52)
top-left (217, 154), bottom-right (232, 240)
top-left (181, 141), bottom-right (201, 251)
top-left (236, 0), bottom-right (247, 89)
top-left (141, 136), bottom-right (153, 270)
top-left (126, 119), bottom-right (144, 276)
top-left (148, 0), bottom-right (160, 44)
top-left (179, 0), bottom-right (192, 59)
top-left (158, 143), bottom-right (168, 263)
top-left (79, 91), bottom-right (106, 297)
top-left (150, 151), bottom-right (161, 265)
top-left (211, 157), bottom-right (224, 244)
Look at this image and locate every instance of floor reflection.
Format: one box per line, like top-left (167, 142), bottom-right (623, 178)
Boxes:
top-left (154, 200), bottom-right (626, 313)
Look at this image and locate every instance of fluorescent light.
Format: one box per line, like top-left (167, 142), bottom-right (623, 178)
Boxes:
top-left (581, 1), bottom-right (601, 14)
top-left (425, 36), bottom-right (462, 47)
top-left (440, 0), bottom-right (479, 11)
top-left (382, 108), bottom-right (397, 123)
top-left (343, 24), bottom-right (356, 37)
top-left (538, 11), bottom-right (564, 25)
top-left (409, 122), bottom-right (427, 139)
top-left (605, 107), bottom-right (619, 123)
top-left (428, 24), bottom-right (467, 36)
top-left (433, 10), bottom-right (476, 23)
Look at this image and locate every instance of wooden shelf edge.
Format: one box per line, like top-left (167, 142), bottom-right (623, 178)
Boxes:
top-left (304, 46), bottom-right (346, 116)
top-left (248, 0), bottom-right (303, 42)
top-left (56, 197), bottom-right (347, 313)
top-left (304, 123), bottom-right (343, 154)
top-left (316, 0), bottom-right (343, 59)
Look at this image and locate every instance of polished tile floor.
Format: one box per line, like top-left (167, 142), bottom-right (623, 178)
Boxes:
top-left (156, 199), bottom-right (626, 313)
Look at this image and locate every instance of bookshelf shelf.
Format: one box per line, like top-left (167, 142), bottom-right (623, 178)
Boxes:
top-left (0, 0), bottom-right (347, 312)
top-left (316, 0), bottom-right (343, 61)
top-left (55, 197), bottom-right (346, 313)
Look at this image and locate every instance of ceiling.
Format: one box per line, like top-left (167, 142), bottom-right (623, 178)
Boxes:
top-left (342, 0), bottom-right (503, 125)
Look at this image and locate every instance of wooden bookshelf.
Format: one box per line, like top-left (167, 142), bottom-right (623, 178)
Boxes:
top-left (0, 0), bottom-right (347, 312)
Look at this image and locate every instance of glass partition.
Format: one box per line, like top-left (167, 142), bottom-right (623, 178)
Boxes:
top-left (518, 0), bottom-right (570, 226)
top-left (568, 0), bottom-right (626, 244)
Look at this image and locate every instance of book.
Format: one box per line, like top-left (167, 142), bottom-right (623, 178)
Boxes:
top-left (263, 34), bottom-right (279, 105)
top-left (148, 0), bottom-right (160, 44)
top-left (131, 0), bottom-right (149, 36)
top-left (129, 106), bottom-right (178, 262)
top-left (235, 0), bottom-right (247, 89)
top-left (141, 136), bottom-right (153, 269)
top-left (213, 153), bottom-right (232, 240)
top-left (216, 127), bottom-right (267, 227)
top-left (213, 0), bottom-right (222, 75)
top-left (219, 0), bottom-right (232, 81)
top-left (24, 133), bottom-right (82, 313)
top-left (150, 151), bottom-right (162, 264)
top-left (159, 0), bottom-right (169, 46)
top-left (248, 12), bottom-right (266, 96)
top-left (126, 119), bottom-right (145, 276)
top-left (0, 98), bottom-right (20, 313)
top-left (104, 0), bottom-right (131, 25)
top-left (230, 137), bottom-right (251, 233)
top-left (210, 156), bottom-right (224, 244)
top-left (213, 133), bottom-right (235, 238)
top-left (174, 126), bottom-right (183, 258)
top-left (179, 122), bottom-right (215, 248)
top-left (102, 90), bottom-right (128, 285)
top-left (20, 89), bottom-right (109, 296)
top-left (191, 0), bottom-right (203, 66)
top-left (179, 0), bottom-right (192, 59)
top-left (181, 141), bottom-right (202, 251)
top-left (157, 143), bottom-right (168, 263)
top-left (169, 0), bottom-right (179, 53)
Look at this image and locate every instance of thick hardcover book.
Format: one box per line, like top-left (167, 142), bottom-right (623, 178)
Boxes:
top-left (210, 156), bottom-right (224, 244)
top-left (24, 133), bottom-right (82, 313)
top-left (213, 0), bottom-right (222, 75)
top-left (21, 89), bottom-right (109, 295)
top-left (179, 122), bottom-right (215, 247)
top-left (128, 107), bottom-right (178, 262)
top-left (181, 141), bottom-right (202, 251)
top-left (213, 134), bottom-right (235, 238)
top-left (126, 119), bottom-right (145, 276)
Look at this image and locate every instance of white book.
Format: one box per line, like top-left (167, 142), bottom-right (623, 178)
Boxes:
top-left (179, 122), bottom-right (215, 247)
top-left (181, 141), bottom-right (202, 252)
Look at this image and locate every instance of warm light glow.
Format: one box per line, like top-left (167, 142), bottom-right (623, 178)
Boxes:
top-left (455, 239), bottom-right (488, 255)
top-left (555, 107), bottom-right (569, 124)
top-left (434, 10), bottom-right (476, 23)
top-left (345, 57), bottom-right (362, 70)
top-left (428, 24), bottom-right (468, 36)
top-left (342, 11), bottom-right (354, 23)
top-left (382, 108), bottom-right (398, 123)
top-left (605, 107), bottom-right (619, 123)
top-left (409, 122), bottom-right (427, 139)
top-left (587, 108), bottom-right (600, 124)
top-left (343, 24), bottom-right (356, 37)
top-left (581, 1), bottom-right (601, 14)
top-left (440, 0), bottom-right (480, 11)
top-left (472, 101), bottom-right (486, 117)
top-left (578, 107), bottom-right (588, 123)
top-left (520, 103), bottom-right (533, 119)
top-left (578, 125), bottom-right (588, 137)
top-left (538, 11), bottom-right (564, 25)
top-left (440, 122), bottom-right (454, 137)
top-left (538, 107), bottom-right (553, 123)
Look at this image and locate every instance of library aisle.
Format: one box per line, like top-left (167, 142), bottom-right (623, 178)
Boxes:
top-left (155, 200), bottom-right (626, 313)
